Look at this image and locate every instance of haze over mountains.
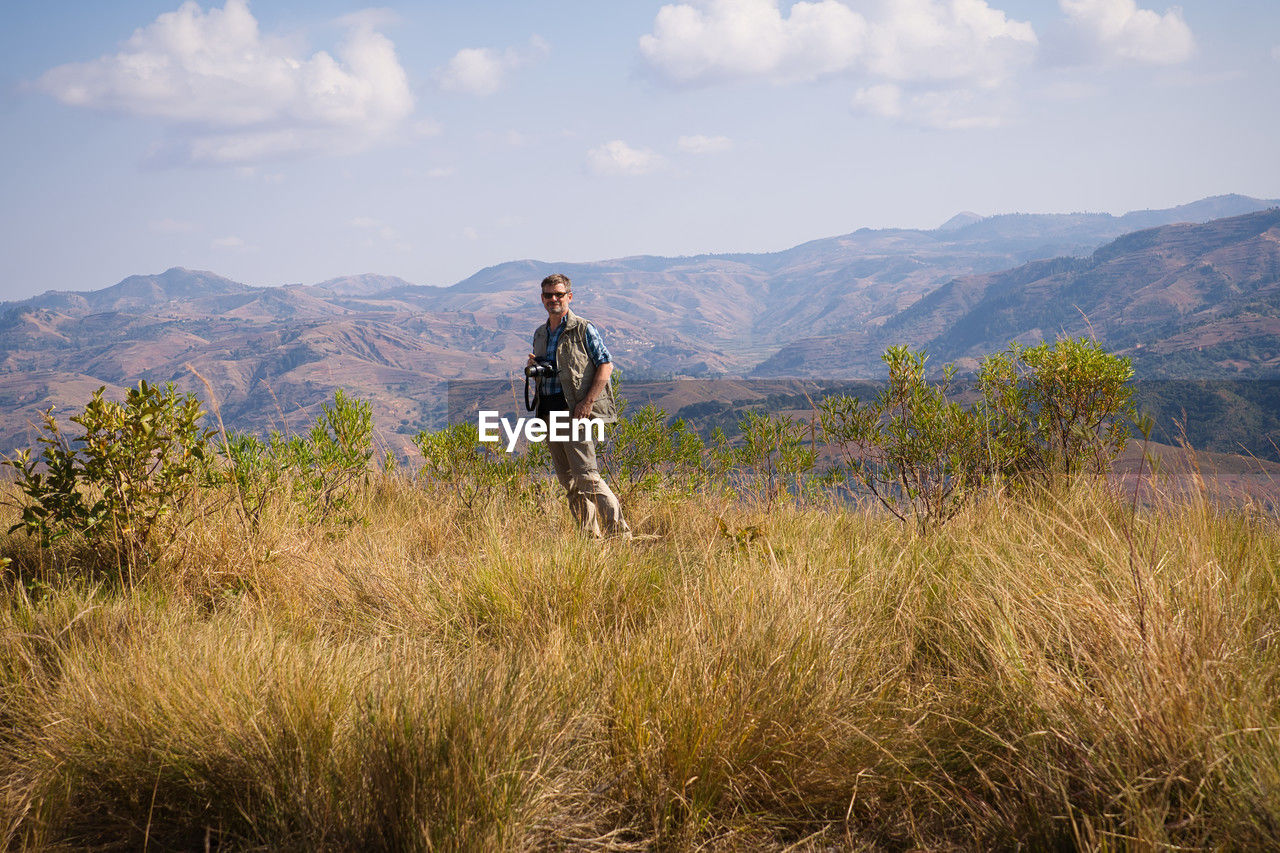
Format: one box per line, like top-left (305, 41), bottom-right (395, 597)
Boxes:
top-left (2, 193), bottom-right (1278, 455)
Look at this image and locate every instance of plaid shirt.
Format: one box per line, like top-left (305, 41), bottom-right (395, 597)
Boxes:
top-left (540, 315), bottom-right (611, 397)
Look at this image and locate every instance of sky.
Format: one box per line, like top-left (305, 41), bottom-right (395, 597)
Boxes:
top-left (2, 0), bottom-right (1278, 301)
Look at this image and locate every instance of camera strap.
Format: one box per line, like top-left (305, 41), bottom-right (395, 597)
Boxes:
top-left (524, 373), bottom-right (539, 412)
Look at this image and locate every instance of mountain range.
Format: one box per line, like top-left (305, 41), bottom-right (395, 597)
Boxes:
top-left (2, 193), bottom-right (1278, 457)
top-left (757, 204), bottom-right (1280, 377)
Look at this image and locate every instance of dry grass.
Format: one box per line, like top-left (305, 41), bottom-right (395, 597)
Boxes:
top-left (1, 467), bottom-right (1279, 850)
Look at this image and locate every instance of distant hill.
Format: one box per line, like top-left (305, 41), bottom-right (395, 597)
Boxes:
top-left (2, 194), bottom-right (1278, 458)
top-left (16, 267), bottom-right (254, 315)
top-left (308, 274), bottom-right (428, 298)
top-left (755, 207), bottom-right (1280, 378)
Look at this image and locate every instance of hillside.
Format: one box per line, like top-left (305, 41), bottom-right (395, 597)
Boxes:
top-left (756, 207), bottom-right (1280, 378)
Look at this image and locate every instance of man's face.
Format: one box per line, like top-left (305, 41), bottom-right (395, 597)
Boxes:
top-left (541, 285), bottom-right (571, 320)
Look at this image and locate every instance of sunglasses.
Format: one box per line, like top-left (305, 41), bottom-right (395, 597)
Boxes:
top-left (541, 291), bottom-right (569, 300)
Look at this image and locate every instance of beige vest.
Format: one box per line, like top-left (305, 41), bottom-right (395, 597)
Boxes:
top-left (532, 309), bottom-right (617, 424)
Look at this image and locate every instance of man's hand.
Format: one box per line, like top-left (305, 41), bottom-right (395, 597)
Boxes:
top-left (527, 353), bottom-right (537, 367)
top-left (573, 399), bottom-right (594, 420)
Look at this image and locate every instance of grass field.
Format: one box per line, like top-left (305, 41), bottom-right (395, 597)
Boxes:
top-left (2, 463), bottom-right (1279, 850)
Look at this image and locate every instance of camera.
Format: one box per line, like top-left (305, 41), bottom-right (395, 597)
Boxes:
top-left (524, 358), bottom-right (555, 411)
top-left (524, 358), bottom-right (555, 379)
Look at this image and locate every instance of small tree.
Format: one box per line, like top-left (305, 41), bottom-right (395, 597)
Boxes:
top-left (271, 389), bottom-right (374, 524)
top-left (600, 404), bottom-right (706, 502)
top-left (819, 347), bottom-right (985, 529)
top-left (715, 409), bottom-right (815, 507)
top-left (1017, 338), bottom-right (1136, 476)
top-left (413, 422), bottom-right (541, 511)
top-left (975, 348), bottom-right (1041, 487)
top-left (4, 381), bottom-right (214, 569)
top-left (820, 341), bottom-right (1138, 530)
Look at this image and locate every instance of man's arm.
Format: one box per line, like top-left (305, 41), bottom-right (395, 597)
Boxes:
top-left (573, 361), bottom-right (611, 420)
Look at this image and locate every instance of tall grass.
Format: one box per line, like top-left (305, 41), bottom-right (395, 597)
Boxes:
top-left (2, 467), bottom-right (1278, 850)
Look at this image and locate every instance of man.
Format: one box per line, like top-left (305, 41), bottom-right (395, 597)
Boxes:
top-left (529, 273), bottom-right (630, 539)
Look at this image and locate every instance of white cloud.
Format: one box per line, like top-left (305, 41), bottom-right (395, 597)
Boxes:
top-left (426, 166), bottom-right (455, 178)
top-left (212, 235), bottom-right (245, 249)
top-left (334, 8), bottom-right (401, 31)
top-left (864, 0), bottom-right (1038, 86)
top-left (36, 0), bottom-right (414, 165)
top-left (437, 35), bottom-right (549, 96)
top-left (1270, 44), bottom-right (1280, 61)
top-left (438, 49), bottom-right (505, 96)
top-left (678, 134), bottom-right (733, 153)
top-left (1059, 0), bottom-right (1194, 64)
top-left (586, 140), bottom-right (667, 176)
top-left (639, 0), bottom-right (868, 85)
top-left (638, 0), bottom-right (1035, 87)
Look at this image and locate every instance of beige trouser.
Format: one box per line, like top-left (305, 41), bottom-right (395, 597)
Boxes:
top-left (549, 437), bottom-right (630, 538)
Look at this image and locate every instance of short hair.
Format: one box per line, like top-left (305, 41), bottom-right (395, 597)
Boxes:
top-left (540, 273), bottom-right (571, 292)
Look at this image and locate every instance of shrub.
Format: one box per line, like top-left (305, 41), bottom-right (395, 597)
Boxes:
top-left (413, 423), bottom-right (544, 511)
top-left (1016, 337), bottom-right (1136, 476)
top-left (267, 389), bottom-right (374, 524)
top-left (974, 346), bottom-right (1039, 485)
top-left (820, 340), bottom-right (1137, 528)
top-left (600, 404), bottom-right (706, 503)
top-left (222, 431), bottom-right (280, 532)
top-left (216, 389), bottom-right (378, 528)
top-left (713, 409), bottom-right (816, 506)
top-left (4, 381), bottom-right (214, 569)
top-left (819, 346), bottom-right (985, 529)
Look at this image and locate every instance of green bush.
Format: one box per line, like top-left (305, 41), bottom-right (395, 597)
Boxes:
top-left (222, 431), bottom-right (280, 532)
top-left (713, 409), bottom-right (816, 507)
top-left (819, 346), bottom-right (985, 528)
top-left (413, 422), bottom-right (546, 511)
top-left (600, 404), bottom-right (706, 502)
top-left (268, 389), bottom-right (374, 524)
top-left (4, 381), bottom-right (214, 568)
top-left (217, 389), bottom-right (377, 528)
top-left (974, 346), bottom-right (1039, 485)
top-left (820, 339), bottom-right (1137, 528)
top-left (1016, 337), bottom-right (1136, 476)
